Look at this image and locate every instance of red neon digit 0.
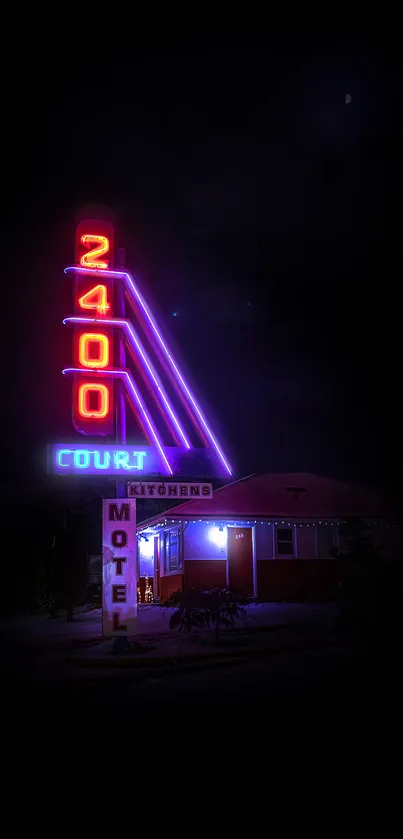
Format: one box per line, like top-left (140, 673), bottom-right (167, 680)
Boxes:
top-left (78, 284), bottom-right (110, 315)
top-left (80, 235), bottom-right (109, 269)
top-left (79, 333), bottom-right (109, 368)
top-left (78, 383), bottom-right (109, 418)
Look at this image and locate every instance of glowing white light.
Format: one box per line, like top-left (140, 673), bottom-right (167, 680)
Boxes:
top-left (208, 526), bottom-right (227, 549)
top-left (138, 537), bottom-right (155, 558)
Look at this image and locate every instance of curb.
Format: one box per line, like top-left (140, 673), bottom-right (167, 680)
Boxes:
top-left (67, 633), bottom-right (348, 670)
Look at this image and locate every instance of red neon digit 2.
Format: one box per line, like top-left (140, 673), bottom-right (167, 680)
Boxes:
top-left (80, 234), bottom-right (110, 269)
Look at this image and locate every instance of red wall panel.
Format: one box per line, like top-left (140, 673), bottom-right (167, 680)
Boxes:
top-left (160, 574), bottom-right (184, 600)
top-left (256, 560), bottom-right (343, 602)
top-left (184, 560), bottom-right (227, 590)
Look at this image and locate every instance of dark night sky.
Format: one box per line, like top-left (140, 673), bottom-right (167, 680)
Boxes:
top-left (2, 30), bottom-right (399, 501)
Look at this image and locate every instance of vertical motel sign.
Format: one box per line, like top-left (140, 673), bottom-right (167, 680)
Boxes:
top-left (102, 499), bottom-right (137, 636)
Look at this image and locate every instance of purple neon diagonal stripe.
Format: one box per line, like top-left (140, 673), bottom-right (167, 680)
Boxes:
top-left (65, 266), bottom-right (232, 475)
top-left (62, 366), bottom-right (172, 475)
top-left (64, 315), bottom-right (191, 449)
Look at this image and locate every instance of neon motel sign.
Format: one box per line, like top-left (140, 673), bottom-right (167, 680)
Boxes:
top-left (47, 217), bottom-right (232, 637)
top-left (48, 218), bottom-right (232, 478)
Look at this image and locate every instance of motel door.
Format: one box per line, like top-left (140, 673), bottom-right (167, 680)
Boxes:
top-left (227, 527), bottom-right (254, 596)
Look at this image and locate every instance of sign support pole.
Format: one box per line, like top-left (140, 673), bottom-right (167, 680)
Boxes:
top-left (115, 247), bottom-right (127, 498)
top-left (114, 248), bottom-right (131, 650)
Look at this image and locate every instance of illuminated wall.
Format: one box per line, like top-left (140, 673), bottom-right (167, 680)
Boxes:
top-left (296, 526), bottom-right (317, 559)
top-left (255, 523), bottom-right (274, 559)
top-left (184, 522), bottom-right (228, 560)
top-left (138, 537), bottom-right (155, 577)
top-left (161, 520), bottom-right (353, 563)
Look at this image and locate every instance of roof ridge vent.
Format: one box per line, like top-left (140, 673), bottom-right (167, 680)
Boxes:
top-left (285, 486), bottom-right (307, 499)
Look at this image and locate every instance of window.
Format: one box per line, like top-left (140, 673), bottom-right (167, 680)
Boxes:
top-left (164, 529), bottom-right (182, 573)
top-left (276, 527), bottom-right (294, 556)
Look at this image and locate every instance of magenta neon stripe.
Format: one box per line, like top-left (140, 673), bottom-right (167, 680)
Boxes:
top-left (124, 274), bottom-right (233, 475)
top-left (124, 284), bottom-right (203, 435)
top-left (120, 372), bottom-right (171, 475)
top-left (64, 315), bottom-right (191, 449)
top-left (65, 266), bottom-right (232, 475)
top-left (62, 367), bottom-right (172, 475)
top-left (127, 292), bottom-right (232, 470)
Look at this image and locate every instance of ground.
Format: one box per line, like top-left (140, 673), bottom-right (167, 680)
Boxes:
top-left (3, 601), bottom-right (337, 645)
top-left (2, 603), bottom-right (400, 719)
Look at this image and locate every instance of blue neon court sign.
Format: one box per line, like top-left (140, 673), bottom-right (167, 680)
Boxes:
top-left (48, 444), bottom-right (224, 477)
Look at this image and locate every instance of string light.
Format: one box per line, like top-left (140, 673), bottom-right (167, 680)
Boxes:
top-left (137, 517), bottom-right (400, 531)
top-left (144, 573), bottom-right (153, 603)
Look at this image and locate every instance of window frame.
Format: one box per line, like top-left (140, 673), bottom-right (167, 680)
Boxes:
top-left (275, 525), bottom-right (296, 558)
top-left (163, 527), bottom-right (183, 575)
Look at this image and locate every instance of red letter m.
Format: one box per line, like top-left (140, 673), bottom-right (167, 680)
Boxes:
top-left (108, 503), bottom-right (130, 522)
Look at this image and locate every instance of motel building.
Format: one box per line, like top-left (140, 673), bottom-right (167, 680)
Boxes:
top-left (137, 472), bottom-right (401, 602)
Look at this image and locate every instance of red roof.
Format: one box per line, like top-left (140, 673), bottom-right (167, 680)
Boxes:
top-left (138, 473), bottom-right (394, 528)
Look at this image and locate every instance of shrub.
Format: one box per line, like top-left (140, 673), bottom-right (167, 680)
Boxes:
top-left (164, 587), bottom-right (247, 644)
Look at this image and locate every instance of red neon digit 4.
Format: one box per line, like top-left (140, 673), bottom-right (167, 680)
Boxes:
top-left (80, 235), bottom-right (110, 269)
top-left (79, 284), bottom-right (110, 314)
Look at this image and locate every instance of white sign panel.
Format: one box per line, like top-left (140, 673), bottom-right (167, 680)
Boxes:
top-left (102, 498), bottom-right (137, 637)
top-left (127, 481), bottom-right (213, 499)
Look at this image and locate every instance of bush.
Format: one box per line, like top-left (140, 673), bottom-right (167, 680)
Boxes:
top-left (164, 587), bottom-right (247, 644)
